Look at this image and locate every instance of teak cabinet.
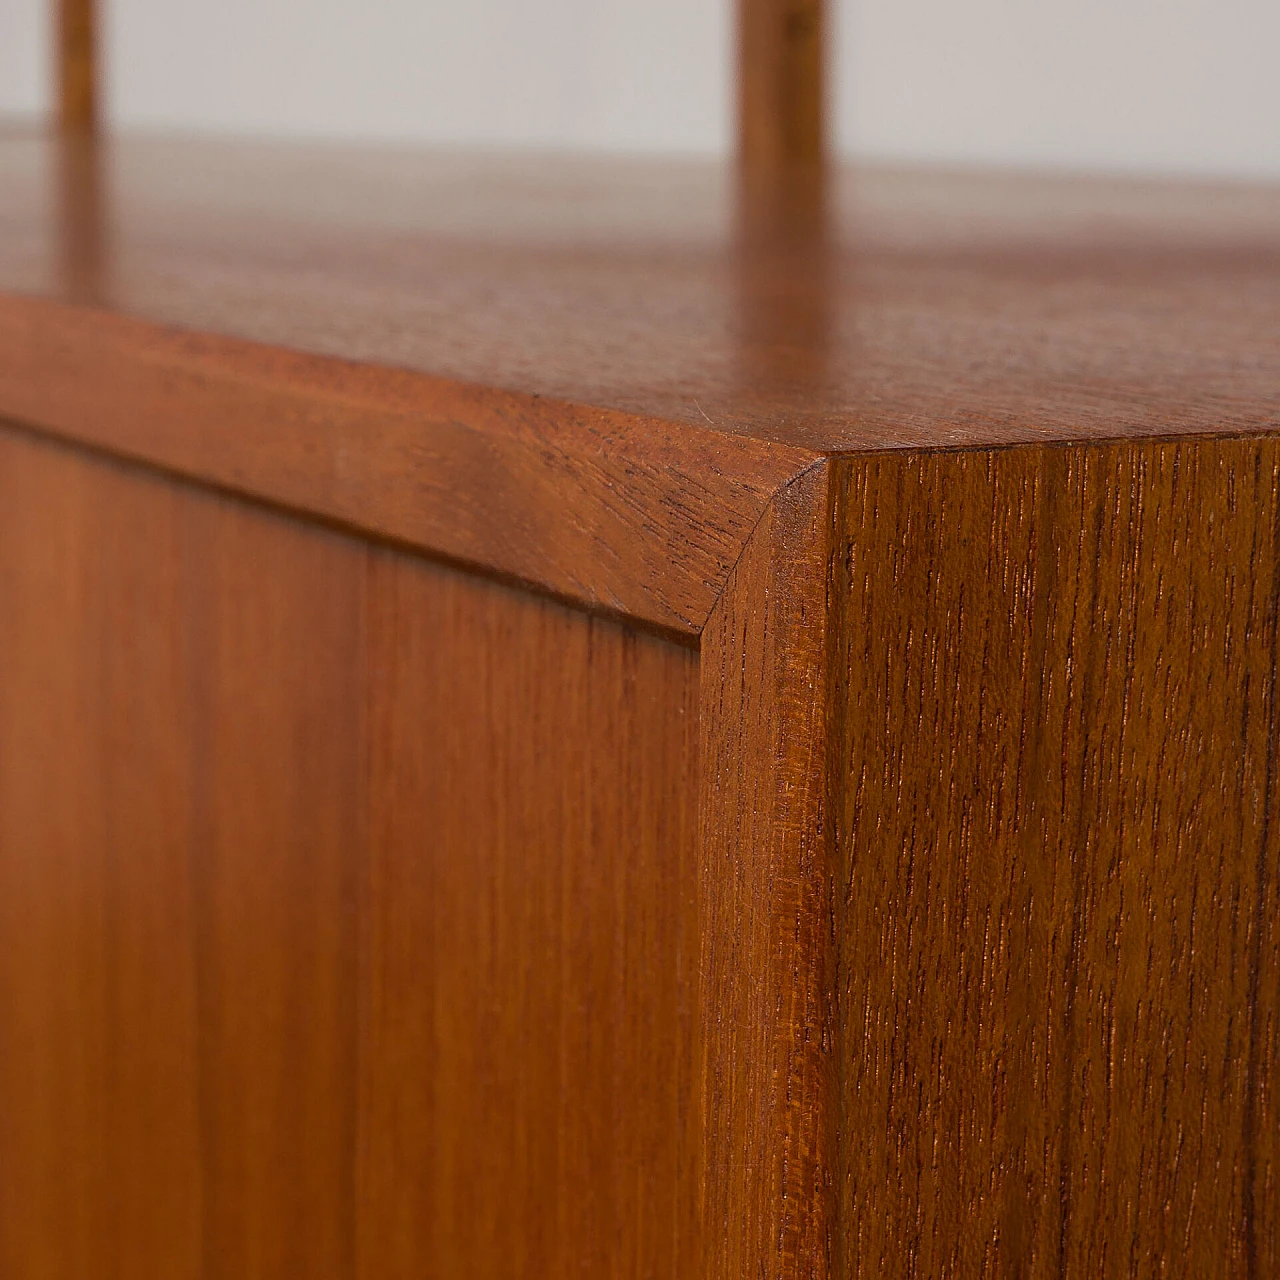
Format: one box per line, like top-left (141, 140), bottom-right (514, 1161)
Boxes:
top-left (1, 132), bottom-right (1278, 1277)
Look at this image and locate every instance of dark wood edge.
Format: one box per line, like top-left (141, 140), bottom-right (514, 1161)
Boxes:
top-left (0, 293), bottom-right (820, 639)
top-left (696, 460), bottom-right (837, 1279)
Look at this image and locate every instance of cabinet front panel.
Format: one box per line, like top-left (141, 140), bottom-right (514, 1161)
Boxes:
top-left (0, 424), bottom-right (700, 1280)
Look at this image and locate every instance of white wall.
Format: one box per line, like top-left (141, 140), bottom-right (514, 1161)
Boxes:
top-left (839, 0), bottom-right (1280, 178)
top-left (105, 0), bottom-right (730, 153)
top-left (2, 0), bottom-right (1279, 176)
top-left (0, 0), bottom-right (47, 116)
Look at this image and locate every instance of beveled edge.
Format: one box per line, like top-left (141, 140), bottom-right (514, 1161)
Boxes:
top-left (0, 292), bottom-right (821, 640)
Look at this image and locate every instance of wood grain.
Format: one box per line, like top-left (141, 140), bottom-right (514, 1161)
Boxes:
top-left (0, 424), bottom-right (365, 1279)
top-left (184, 484), bottom-right (365, 1280)
top-left (0, 297), bottom-right (814, 639)
top-left (1, 131), bottom-right (1278, 458)
top-left (833, 440), bottom-right (1280, 1276)
top-left (0, 422), bottom-right (703, 1278)
top-left (0, 422), bottom-right (200, 1280)
top-left (739, 0), bottom-right (826, 173)
top-left (698, 461), bottom-right (836, 1279)
top-left (3, 124), bottom-right (1280, 1280)
top-left (358, 545), bottom-right (700, 1279)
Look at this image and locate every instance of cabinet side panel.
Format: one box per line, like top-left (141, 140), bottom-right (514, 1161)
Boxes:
top-left (834, 442), bottom-right (1280, 1277)
top-left (358, 544), bottom-right (701, 1280)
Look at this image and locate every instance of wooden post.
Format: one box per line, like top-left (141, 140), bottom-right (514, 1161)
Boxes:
top-left (58, 0), bottom-right (98, 131)
top-left (738, 0), bottom-right (826, 174)
top-left (53, 0), bottom-right (104, 302)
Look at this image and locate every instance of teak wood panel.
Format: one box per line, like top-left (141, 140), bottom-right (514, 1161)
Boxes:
top-left (0, 297), bottom-right (813, 639)
top-left (834, 442), bottom-right (1280, 1277)
top-left (698, 462), bottom-right (834, 1280)
top-left (0, 424), bottom-right (702, 1279)
top-left (4, 412), bottom-right (1280, 1277)
top-left (3, 135), bottom-right (1279, 459)
top-left (359, 547), bottom-right (700, 1278)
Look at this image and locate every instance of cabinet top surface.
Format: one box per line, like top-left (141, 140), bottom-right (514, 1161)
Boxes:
top-left (3, 127), bottom-right (1279, 451)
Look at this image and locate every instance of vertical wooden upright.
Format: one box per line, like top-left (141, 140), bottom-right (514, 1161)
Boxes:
top-left (739, 0), bottom-right (826, 173)
top-left (58, 0), bottom-right (98, 131)
top-left (53, 0), bottom-right (104, 301)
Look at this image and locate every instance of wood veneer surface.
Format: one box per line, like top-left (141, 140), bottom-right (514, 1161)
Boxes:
top-left (1, 130), bottom-right (1278, 453)
top-left (833, 441), bottom-right (1280, 1276)
top-left (0, 423), bottom-right (700, 1279)
top-left (698, 463), bottom-right (834, 1280)
top-left (3, 125), bottom-right (1279, 1280)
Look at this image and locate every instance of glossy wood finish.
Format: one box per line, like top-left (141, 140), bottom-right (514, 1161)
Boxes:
top-left (833, 442), bottom-right (1280, 1276)
top-left (0, 423), bottom-right (701, 1279)
top-left (1, 133), bottom-right (1278, 458)
top-left (3, 133), bottom-right (1277, 628)
top-left (3, 129), bottom-right (1279, 1278)
top-left (0, 297), bottom-right (809, 638)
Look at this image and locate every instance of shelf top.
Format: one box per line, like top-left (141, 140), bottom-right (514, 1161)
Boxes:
top-left (3, 128), bottom-right (1279, 453)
